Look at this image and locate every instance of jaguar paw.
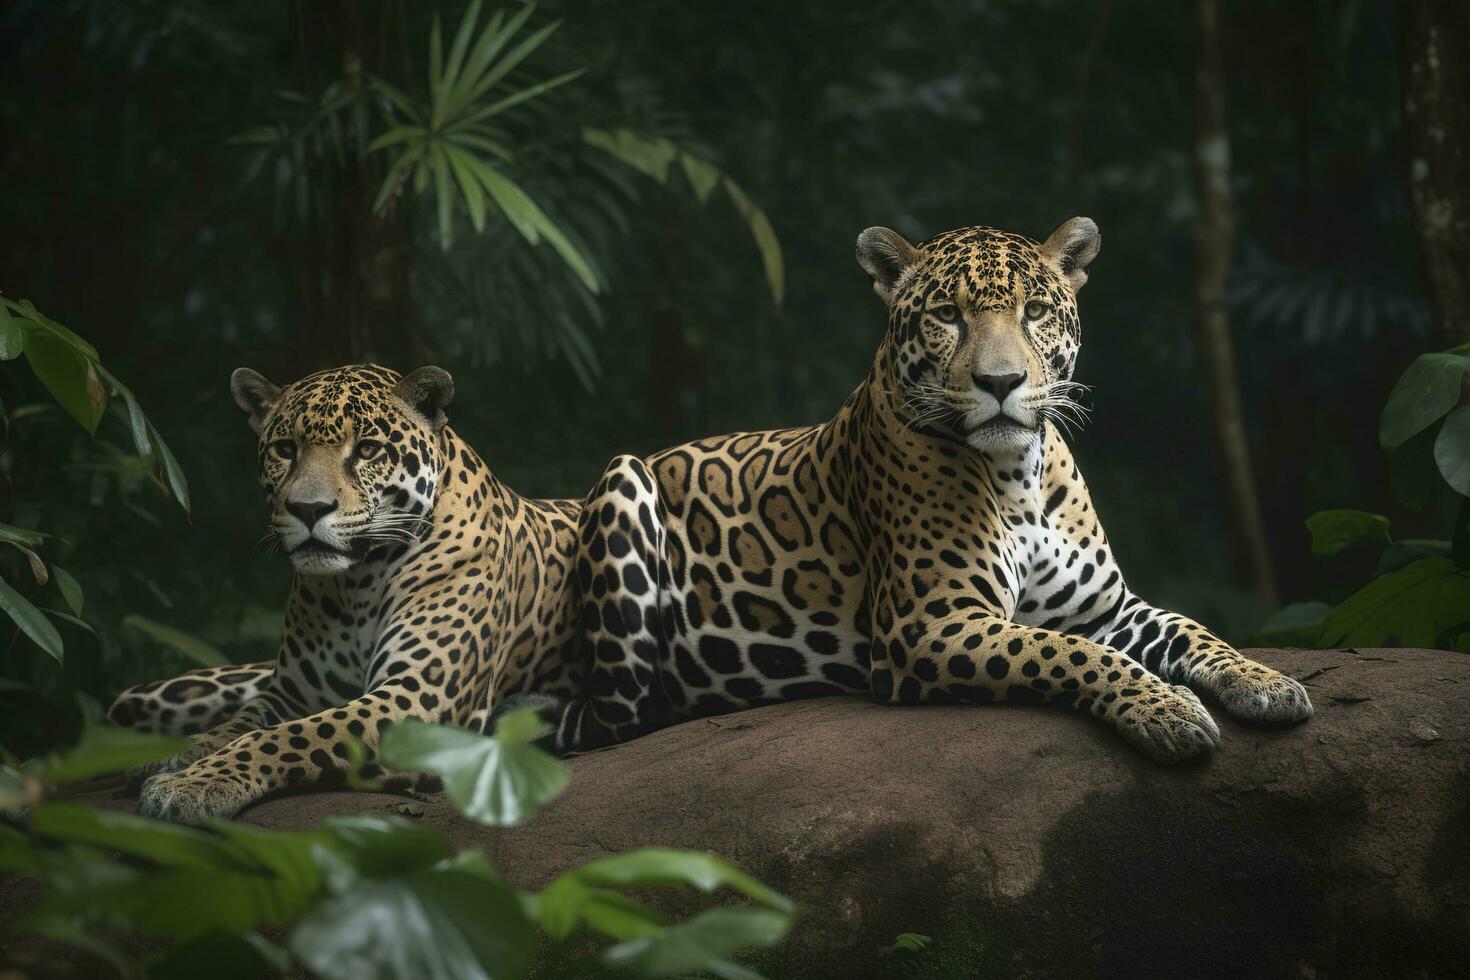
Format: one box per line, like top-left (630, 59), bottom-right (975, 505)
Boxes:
top-left (1114, 683), bottom-right (1221, 764)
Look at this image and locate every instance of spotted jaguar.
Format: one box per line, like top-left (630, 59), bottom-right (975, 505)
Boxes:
top-left (112, 218), bottom-right (1311, 822)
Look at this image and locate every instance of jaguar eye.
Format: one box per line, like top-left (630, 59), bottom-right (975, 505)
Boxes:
top-left (1024, 299), bottom-right (1051, 321)
top-left (355, 439), bottom-right (383, 461)
top-left (931, 303), bottom-right (960, 323)
top-left (270, 440), bottom-right (296, 460)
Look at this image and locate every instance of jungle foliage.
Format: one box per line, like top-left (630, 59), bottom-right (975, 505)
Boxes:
top-left (1, 710), bottom-right (795, 979)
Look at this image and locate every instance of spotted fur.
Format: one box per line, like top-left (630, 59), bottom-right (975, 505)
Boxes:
top-left (112, 219), bottom-right (1312, 823)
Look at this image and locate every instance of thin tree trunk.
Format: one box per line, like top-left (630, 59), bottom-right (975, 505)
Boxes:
top-left (1398, 1), bottom-right (1470, 349)
top-left (1192, 0), bottom-right (1279, 607)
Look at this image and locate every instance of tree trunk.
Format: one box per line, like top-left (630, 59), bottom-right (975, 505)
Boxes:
top-left (1192, 0), bottom-right (1279, 607)
top-left (1398, 1), bottom-right (1470, 349)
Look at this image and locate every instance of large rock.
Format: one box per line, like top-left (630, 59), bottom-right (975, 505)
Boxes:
top-left (6, 649), bottom-right (1468, 978)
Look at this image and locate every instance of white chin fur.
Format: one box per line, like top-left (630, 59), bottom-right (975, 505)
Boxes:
top-left (289, 550), bottom-right (355, 575)
top-left (966, 424), bottom-right (1038, 454)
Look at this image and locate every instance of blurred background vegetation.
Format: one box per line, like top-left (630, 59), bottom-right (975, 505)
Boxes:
top-left (1, 0), bottom-right (1465, 754)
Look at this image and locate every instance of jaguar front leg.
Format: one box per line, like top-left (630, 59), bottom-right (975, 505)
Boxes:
top-left (1087, 593), bottom-right (1313, 724)
top-left (874, 605), bottom-right (1220, 763)
top-left (135, 678), bottom-right (427, 824)
top-left (125, 685), bottom-right (300, 787)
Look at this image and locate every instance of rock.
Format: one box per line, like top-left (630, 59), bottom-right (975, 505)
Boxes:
top-left (4, 648), bottom-right (1468, 979)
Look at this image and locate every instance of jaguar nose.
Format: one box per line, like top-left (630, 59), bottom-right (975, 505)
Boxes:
top-left (286, 499), bottom-right (339, 530)
top-left (972, 372), bottom-right (1025, 403)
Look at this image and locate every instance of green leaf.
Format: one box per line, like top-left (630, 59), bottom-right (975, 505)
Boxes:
top-left (13, 300), bottom-right (99, 360)
top-left (680, 152), bottom-right (722, 204)
top-left (289, 868), bottom-right (534, 980)
top-left (1388, 423), bottom-right (1442, 510)
top-left (123, 615), bottom-right (227, 666)
top-left (1305, 509), bottom-right (1391, 557)
top-left (1434, 405), bottom-right (1470, 495)
top-left (443, 144), bottom-right (490, 233)
top-left (0, 572), bottom-right (64, 663)
top-left (1320, 558), bottom-right (1470, 648)
top-left (471, 162), bottom-right (602, 294)
top-left (553, 848), bottom-right (794, 912)
top-left (1379, 352), bottom-right (1470, 450)
top-left (31, 803), bottom-right (242, 868)
top-left (1255, 601), bottom-right (1331, 647)
top-left (42, 608), bottom-right (94, 636)
top-left (314, 815), bottom-right (452, 882)
top-left (452, 67), bottom-right (584, 129)
top-left (0, 303), bottom-right (23, 360)
top-left (885, 933), bottom-right (934, 956)
top-left (38, 727), bottom-right (190, 785)
top-left (379, 715), bottom-right (567, 827)
top-left (23, 331), bottom-right (106, 434)
top-left (601, 906), bottom-right (792, 979)
top-left (51, 565), bottom-right (83, 616)
top-left (150, 423), bottom-right (191, 512)
top-left (0, 522), bottom-right (46, 548)
top-left (1376, 538), bottom-right (1452, 575)
top-left (431, 144), bottom-right (456, 249)
top-left (584, 128), bottom-right (677, 182)
top-left (147, 931), bottom-right (270, 980)
top-left (437, 0), bottom-right (484, 118)
top-left (721, 178), bottom-right (784, 306)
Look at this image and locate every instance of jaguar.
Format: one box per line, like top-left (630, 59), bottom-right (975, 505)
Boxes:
top-left (113, 217), bottom-right (1311, 823)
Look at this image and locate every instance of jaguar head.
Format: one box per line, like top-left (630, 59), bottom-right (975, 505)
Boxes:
top-left (856, 218), bottom-right (1100, 454)
top-left (230, 364), bottom-right (455, 575)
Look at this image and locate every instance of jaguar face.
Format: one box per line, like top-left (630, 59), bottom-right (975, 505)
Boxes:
top-left (230, 364), bottom-right (455, 575)
top-left (856, 218), bottom-right (1100, 455)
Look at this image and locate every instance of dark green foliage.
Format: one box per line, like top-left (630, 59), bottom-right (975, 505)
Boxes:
top-left (1261, 349), bottom-right (1470, 649)
top-left (0, 710), bottom-right (796, 978)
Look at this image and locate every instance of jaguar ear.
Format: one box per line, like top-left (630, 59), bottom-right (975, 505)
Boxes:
top-left (230, 368), bottom-right (281, 434)
top-left (395, 366), bottom-right (455, 430)
top-left (856, 226), bottom-right (921, 304)
top-left (1040, 217), bottom-right (1101, 290)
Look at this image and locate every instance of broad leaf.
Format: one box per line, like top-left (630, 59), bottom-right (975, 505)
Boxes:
top-left (1320, 558), bottom-right (1470, 648)
top-left (1379, 352), bottom-right (1469, 450)
top-left (147, 931), bottom-right (270, 980)
top-left (1434, 405), bottom-right (1470, 495)
top-left (552, 848), bottom-right (793, 912)
top-left (1255, 601), bottom-right (1331, 647)
top-left (602, 905), bottom-right (792, 979)
top-left (123, 614), bottom-right (227, 666)
top-left (1305, 509), bottom-right (1390, 557)
top-left (379, 714), bottom-right (567, 827)
top-left (289, 868), bottom-right (534, 980)
top-left (38, 728), bottom-right (189, 785)
top-left (23, 331), bottom-right (106, 434)
top-left (1376, 538), bottom-right (1451, 576)
top-left (0, 572), bottom-right (64, 663)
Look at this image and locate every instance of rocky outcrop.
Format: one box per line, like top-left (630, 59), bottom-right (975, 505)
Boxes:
top-left (7, 648), bottom-right (1467, 978)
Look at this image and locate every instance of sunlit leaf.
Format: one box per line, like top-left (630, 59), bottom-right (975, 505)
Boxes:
top-left (379, 714), bottom-right (567, 827)
top-left (1305, 509), bottom-right (1390, 557)
top-left (0, 572), bottom-right (64, 663)
top-left (123, 614), bottom-right (227, 666)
